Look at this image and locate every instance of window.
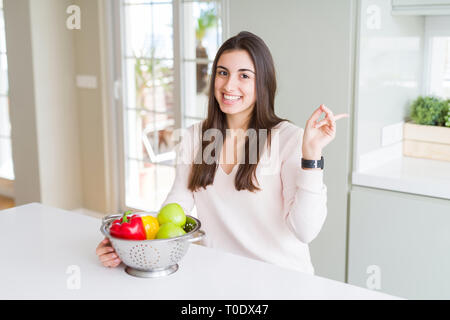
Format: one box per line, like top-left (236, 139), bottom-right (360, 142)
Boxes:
top-left (424, 16), bottom-right (450, 99)
top-left (117, 0), bottom-right (228, 211)
top-left (182, 0), bottom-right (225, 127)
top-left (427, 37), bottom-right (450, 98)
top-left (0, 0), bottom-right (13, 181)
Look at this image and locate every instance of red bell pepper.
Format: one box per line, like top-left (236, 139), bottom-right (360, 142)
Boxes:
top-left (109, 211), bottom-right (146, 240)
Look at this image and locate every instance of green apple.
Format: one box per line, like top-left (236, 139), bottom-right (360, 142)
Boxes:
top-left (158, 203), bottom-right (186, 227)
top-left (156, 222), bottom-right (186, 239)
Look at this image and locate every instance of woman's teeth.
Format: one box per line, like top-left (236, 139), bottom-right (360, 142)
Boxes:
top-left (224, 94), bottom-right (241, 101)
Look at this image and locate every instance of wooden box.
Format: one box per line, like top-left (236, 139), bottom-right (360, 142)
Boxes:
top-left (403, 122), bottom-right (450, 162)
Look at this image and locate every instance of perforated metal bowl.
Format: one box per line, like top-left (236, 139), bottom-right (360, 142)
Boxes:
top-left (100, 212), bottom-right (205, 278)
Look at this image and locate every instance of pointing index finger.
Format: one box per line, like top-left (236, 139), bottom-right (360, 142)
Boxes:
top-left (334, 114), bottom-right (350, 121)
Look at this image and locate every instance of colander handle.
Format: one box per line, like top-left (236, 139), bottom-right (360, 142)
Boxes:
top-left (186, 229), bottom-right (205, 243)
top-left (100, 214), bottom-right (122, 238)
top-left (102, 214), bottom-right (122, 225)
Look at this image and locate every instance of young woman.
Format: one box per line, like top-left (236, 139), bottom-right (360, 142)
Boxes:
top-left (96, 31), bottom-right (348, 275)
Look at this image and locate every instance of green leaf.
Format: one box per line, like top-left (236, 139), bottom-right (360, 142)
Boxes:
top-left (195, 6), bottom-right (217, 41)
top-left (409, 96), bottom-right (448, 126)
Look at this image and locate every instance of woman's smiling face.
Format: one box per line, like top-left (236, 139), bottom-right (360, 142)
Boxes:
top-left (214, 49), bottom-right (256, 118)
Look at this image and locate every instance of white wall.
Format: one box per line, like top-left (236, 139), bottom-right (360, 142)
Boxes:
top-left (229, 0), bottom-right (357, 282)
top-left (74, 0), bottom-right (112, 214)
top-left (5, 0), bottom-right (83, 210)
top-left (3, 0), bottom-right (41, 205)
top-left (29, 0), bottom-right (83, 209)
top-left (4, 0), bottom-right (115, 213)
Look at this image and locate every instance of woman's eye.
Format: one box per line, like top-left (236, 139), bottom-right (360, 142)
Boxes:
top-left (216, 71), bottom-right (251, 79)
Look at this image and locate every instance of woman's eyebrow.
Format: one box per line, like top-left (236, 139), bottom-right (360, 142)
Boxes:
top-left (217, 65), bottom-right (255, 74)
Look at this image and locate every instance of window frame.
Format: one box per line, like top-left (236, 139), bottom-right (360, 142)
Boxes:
top-left (422, 15), bottom-right (450, 97)
top-left (112, 0), bottom-right (230, 212)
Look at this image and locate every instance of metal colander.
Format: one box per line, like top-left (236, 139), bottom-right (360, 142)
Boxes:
top-left (100, 212), bottom-right (205, 278)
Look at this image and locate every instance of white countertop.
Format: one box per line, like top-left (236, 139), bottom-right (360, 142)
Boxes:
top-left (0, 203), bottom-right (401, 300)
top-left (353, 156), bottom-right (450, 200)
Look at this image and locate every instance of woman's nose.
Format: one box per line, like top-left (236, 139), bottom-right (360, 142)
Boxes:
top-left (224, 75), bottom-right (239, 92)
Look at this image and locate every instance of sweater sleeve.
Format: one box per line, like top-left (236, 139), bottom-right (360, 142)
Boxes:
top-left (160, 124), bottom-right (198, 216)
top-left (280, 127), bottom-right (328, 244)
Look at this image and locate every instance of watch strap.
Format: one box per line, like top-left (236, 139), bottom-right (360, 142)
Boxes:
top-left (301, 156), bottom-right (324, 169)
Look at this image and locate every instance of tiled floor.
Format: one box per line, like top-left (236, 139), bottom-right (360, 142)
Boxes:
top-left (0, 195), bottom-right (15, 211)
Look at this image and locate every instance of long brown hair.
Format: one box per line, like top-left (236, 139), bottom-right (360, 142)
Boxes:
top-left (188, 31), bottom-right (288, 192)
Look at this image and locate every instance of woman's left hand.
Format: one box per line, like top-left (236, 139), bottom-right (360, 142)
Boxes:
top-left (302, 104), bottom-right (349, 159)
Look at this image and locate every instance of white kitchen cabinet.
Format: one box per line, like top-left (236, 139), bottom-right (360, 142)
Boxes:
top-left (348, 186), bottom-right (450, 299)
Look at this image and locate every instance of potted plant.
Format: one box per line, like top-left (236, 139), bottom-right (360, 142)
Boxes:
top-left (403, 96), bottom-right (450, 162)
top-left (445, 105), bottom-right (450, 127)
top-left (196, 6), bottom-right (217, 94)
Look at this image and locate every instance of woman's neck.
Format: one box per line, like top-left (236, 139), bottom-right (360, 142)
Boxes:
top-left (225, 107), bottom-right (254, 131)
top-left (226, 117), bottom-right (247, 131)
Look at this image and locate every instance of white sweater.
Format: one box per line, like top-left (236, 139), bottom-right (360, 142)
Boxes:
top-left (161, 120), bottom-right (327, 275)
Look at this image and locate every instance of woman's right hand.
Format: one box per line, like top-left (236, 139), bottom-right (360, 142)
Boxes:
top-left (96, 237), bottom-right (122, 268)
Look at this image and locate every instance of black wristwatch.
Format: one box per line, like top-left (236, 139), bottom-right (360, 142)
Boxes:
top-left (301, 156), bottom-right (324, 170)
